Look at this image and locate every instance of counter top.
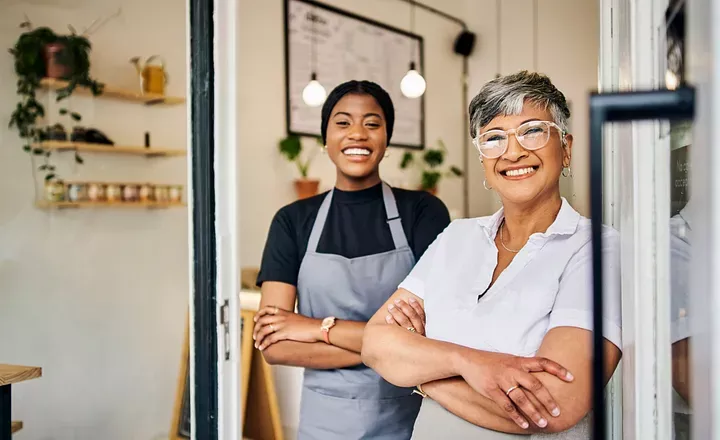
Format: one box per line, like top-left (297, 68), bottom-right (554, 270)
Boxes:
top-left (0, 364), bottom-right (42, 386)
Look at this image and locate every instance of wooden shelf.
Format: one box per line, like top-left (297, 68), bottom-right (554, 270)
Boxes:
top-left (37, 201), bottom-right (186, 210)
top-left (11, 421), bottom-right (23, 434)
top-left (40, 78), bottom-right (186, 106)
top-left (34, 141), bottom-right (186, 157)
top-left (0, 364), bottom-right (42, 386)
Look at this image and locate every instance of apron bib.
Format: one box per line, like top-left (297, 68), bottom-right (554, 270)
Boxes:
top-left (296, 182), bottom-right (421, 440)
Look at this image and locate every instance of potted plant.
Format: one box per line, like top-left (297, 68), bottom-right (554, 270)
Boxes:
top-left (399, 139), bottom-right (463, 195)
top-left (279, 134), bottom-right (321, 199)
top-left (8, 19), bottom-right (104, 184)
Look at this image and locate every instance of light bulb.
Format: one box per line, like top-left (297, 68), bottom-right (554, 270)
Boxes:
top-left (400, 62), bottom-right (426, 98)
top-left (302, 73), bottom-right (327, 107)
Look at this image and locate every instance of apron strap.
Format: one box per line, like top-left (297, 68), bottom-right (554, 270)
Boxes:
top-left (382, 183), bottom-right (409, 250)
top-left (307, 190), bottom-right (333, 254)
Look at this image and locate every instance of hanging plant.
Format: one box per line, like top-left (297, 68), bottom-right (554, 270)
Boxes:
top-left (8, 19), bottom-right (104, 182)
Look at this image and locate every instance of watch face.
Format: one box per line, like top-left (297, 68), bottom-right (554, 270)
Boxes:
top-left (322, 317), bottom-right (335, 328)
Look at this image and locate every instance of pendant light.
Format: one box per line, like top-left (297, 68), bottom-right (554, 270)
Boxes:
top-left (302, 7), bottom-right (326, 107)
top-left (401, 0), bottom-right (426, 98)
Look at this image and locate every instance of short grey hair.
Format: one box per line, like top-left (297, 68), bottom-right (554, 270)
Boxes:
top-left (468, 71), bottom-right (571, 138)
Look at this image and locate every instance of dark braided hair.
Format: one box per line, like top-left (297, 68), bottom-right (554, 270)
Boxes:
top-left (320, 80), bottom-right (395, 145)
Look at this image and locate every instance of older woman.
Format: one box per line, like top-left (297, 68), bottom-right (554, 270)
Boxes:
top-left (362, 71), bottom-right (622, 438)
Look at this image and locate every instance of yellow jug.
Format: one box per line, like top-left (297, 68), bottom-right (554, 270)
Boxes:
top-left (130, 55), bottom-right (168, 95)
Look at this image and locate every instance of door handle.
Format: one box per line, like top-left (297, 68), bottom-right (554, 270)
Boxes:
top-left (588, 87), bottom-right (695, 439)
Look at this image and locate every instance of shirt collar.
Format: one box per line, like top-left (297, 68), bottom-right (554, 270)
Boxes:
top-left (477, 198), bottom-right (581, 238)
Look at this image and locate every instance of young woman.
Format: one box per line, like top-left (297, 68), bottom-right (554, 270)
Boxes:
top-left (253, 80), bottom-right (451, 439)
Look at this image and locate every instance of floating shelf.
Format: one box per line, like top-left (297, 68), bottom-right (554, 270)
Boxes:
top-left (34, 141), bottom-right (186, 157)
top-left (12, 421), bottom-right (23, 434)
top-left (40, 78), bottom-right (186, 106)
top-left (36, 200), bottom-right (186, 209)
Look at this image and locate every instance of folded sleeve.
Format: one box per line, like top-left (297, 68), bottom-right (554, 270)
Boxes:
top-left (547, 227), bottom-right (623, 350)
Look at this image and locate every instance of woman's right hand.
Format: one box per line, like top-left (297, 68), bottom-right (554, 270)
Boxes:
top-left (456, 350), bottom-right (574, 430)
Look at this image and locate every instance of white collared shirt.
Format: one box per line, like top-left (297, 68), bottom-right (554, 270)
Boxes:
top-left (399, 198), bottom-right (622, 356)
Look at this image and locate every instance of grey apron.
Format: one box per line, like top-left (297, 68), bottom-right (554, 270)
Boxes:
top-left (296, 182), bottom-right (422, 440)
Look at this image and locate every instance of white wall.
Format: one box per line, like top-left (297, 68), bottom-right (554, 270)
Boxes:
top-left (0, 1), bottom-right (188, 439)
top-left (238, 1), bottom-right (598, 439)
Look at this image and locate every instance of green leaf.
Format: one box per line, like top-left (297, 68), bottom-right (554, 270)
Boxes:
top-left (44, 173), bottom-right (56, 181)
top-left (74, 153), bottom-right (84, 164)
top-left (23, 145), bottom-right (31, 152)
top-left (70, 112), bottom-right (82, 122)
top-left (279, 135), bottom-right (302, 161)
top-left (59, 108), bottom-right (68, 115)
top-left (33, 148), bottom-right (44, 155)
top-left (38, 164), bottom-right (48, 170)
top-left (400, 152), bottom-right (414, 169)
top-left (421, 171), bottom-right (441, 190)
top-left (423, 150), bottom-right (444, 168)
top-left (449, 166), bottom-right (463, 177)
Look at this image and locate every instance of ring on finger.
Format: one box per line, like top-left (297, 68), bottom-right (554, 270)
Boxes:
top-left (269, 324), bottom-right (276, 332)
top-left (505, 385), bottom-right (519, 396)
top-left (273, 306), bottom-right (279, 315)
top-left (407, 326), bottom-right (416, 333)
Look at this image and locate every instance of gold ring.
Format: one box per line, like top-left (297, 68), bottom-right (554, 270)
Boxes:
top-left (407, 327), bottom-right (416, 333)
top-left (273, 306), bottom-right (279, 314)
top-left (270, 324), bottom-right (275, 332)
top-left (505, 385), bottom-right (519, 396)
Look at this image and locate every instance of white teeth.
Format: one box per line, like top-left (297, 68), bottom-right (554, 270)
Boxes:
top-left (343, 148), bottom-right (371, 156)
top-left (505, 167), bottom-right (536, 177)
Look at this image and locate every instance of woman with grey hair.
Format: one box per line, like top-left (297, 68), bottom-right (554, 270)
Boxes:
top-left (361, 71), bottom-right (622, 438)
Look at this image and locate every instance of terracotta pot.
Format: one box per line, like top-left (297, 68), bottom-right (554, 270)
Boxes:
top-left (294, 178), bottom-right (320, 200)
top-left (421, 186), bottom-right (438, 196)
top-left (44, 43), bottom-right (72, 79)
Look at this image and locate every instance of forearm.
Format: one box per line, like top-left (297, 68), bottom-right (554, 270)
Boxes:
top-left (326, 320), bottom-right (366, 353)
top-left (423, 378), bottom-right (581, 434)
top-left (262, 340), bottom-right (362, 369)
top-left (361, 322), bottom-right (465, 387)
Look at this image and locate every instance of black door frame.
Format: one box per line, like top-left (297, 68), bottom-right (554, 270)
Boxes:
top-left (189, 0), bottom-right (218, 438)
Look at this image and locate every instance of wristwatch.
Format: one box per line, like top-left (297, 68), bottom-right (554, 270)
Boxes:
top-left (320, 316), bottom-right (337, 344)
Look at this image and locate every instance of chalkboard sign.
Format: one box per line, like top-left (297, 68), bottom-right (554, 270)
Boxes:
top-left (285, 0), bottom-right (425, 149)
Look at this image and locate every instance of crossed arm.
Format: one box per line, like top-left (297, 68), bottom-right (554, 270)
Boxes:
top-left (361, 289), bottom-right (622, 434)
top-left (253, 281), bottom-right (368, 369)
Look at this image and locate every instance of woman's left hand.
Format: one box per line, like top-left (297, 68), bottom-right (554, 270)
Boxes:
top-left (253, 306), bottom-right (322, 350)
top-left (384, 298), bottom-right (426, 336)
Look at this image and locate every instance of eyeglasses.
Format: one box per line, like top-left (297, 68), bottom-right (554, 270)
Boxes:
top-left (472, 120), bottom-right (566, 159)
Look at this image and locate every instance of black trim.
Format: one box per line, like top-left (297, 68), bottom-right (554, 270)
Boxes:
top-left (589, 87), bottom-right (695, 440)
top-left (0, 385), bottom-right (10, 440)
top-left (284, 0), bottom-right (426, 150)
top-left (189, 0), bottom-right (218, 438)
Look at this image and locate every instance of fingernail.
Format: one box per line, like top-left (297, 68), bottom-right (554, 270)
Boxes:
top-left (388, 304), bottom-right (395, 310)
top-left (394, 299), bottom-right (401, 304)
top-left (253, 317), bottom-right (257, 322)
top-left (521, 422), bottom-right (529, 429)
top-left (409, 297), bottom-right (417, 303)
top-left (552, 408), bottom-right (560, 417)
top-left (385, 315), bottom-right (393, 323)
top-left (566, 372), bottom-right (574, 381)
top-left (254, 343), bottom-right (258, 349)
top-left (538, 418), bottom-right (547, 428)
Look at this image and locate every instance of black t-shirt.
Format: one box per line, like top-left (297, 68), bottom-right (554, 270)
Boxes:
top-left (256, 183), bottom-right (451, 287)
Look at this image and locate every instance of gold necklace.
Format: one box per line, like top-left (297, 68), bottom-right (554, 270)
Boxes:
top-left (499, 220), bottom-right (520, 253)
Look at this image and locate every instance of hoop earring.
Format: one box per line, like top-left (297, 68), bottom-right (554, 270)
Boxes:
top-left (384, 150), bottom-right (390, 158)
top-left (483, 179), bottom-right (492, 191)
top-left (562, 166), bottom-right (573, 178)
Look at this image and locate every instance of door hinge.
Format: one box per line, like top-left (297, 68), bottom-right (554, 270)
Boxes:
top-left (220, 300), bottom-right (230, 361)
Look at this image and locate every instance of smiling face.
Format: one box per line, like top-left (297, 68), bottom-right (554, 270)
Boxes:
top-left (480, 102), bottom-right (573, 206)
top-left (325, 93), bottom-right (388, 188)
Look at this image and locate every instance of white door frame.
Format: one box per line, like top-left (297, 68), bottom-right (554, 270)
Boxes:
top-left (687, 0), bottom-right (720, 438)
top-left (214, 0), bottom-right (242, 438)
